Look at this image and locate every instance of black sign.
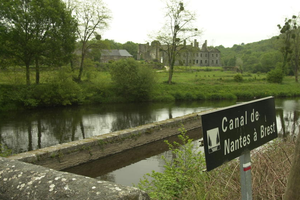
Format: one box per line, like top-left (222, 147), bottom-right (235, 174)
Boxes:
top-left (201, 96), bottom-right (278, 171)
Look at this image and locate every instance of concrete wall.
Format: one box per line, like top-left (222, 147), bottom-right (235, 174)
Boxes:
top-left (8, 112), bottom-right (202, 170)
top-left (0, 156), bottom-right (149, 200)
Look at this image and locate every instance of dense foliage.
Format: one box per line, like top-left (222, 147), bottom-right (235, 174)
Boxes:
top-left (109, 58), bottom-right (156, 101)
top-left (0, 68), bottom-right (84, 110)
top-left (218, 37), bottom-right (288, 74)
top-left (267, 68), bottom-right (284, 83)
top-left (0, 0), bottom-right (138, 85)
top-left (233, 73), bottom-right (243, 82)
top-left (0, 0), bottom-right (77, 85)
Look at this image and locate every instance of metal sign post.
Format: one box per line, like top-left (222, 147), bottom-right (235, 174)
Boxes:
top-left (239, 151), bottom-right (252, 200)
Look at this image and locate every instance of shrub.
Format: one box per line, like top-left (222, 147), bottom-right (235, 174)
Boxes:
top-left (207, 93), bottom-right (223, 100)
top-left (109, 58), bottom-right (156, 101)
top-left (267, 68), bottom-right (284, 83)
top-left (185, 92), bottom-right (194, 101)
top-left (195, 93), bottom-right (206, 100)
top-left (235, 91), bottom-right (254, 99)
top-left (28, 67), bottom-right (84, 107)
top-left (233, 73), bottom-right (243, 82)
top-left (137, 126), bottom-right (206, 199)
top-left (150, 94), bottom-right (175, 102)
top-left (173, 92), bottom-right (184, 100)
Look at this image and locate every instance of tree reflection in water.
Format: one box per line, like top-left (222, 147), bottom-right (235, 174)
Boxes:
top-left (276, 99), bottom-right (300, 139)
top-left (0, 99), bottom-right (298, 155)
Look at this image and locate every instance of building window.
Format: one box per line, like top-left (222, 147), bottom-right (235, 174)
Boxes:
top-left (211, 60), bottom-right (214, 64)
top-left (196, 60), bottom-right (198, 64)
top-left (200, 60), bottom-right (203, 64)
top-left (216, 60), bottom-right (218, 64)
top-left (205, 60), bottom-right (207, 64)
top-left (212, 54), bottom-right (214, 57)
top-left (200, 54), bottom-right (202, 57)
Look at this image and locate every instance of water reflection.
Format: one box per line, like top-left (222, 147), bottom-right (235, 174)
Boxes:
top-left (1, 99), bottom-right (299, 154)
top-left (64, 98), bottom-right (300, 186)
top-left (65, 128), bottom-right (202, 186)
top-left (1, 98), bottom-right (300, 186)
top-left (0, 100), bottom-right (235, 154)
top-left (275, 99), bottom-right (300, 138)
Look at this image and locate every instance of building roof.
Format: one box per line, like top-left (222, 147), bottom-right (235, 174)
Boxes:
top-left (101, 49), bottom-right (132, 57)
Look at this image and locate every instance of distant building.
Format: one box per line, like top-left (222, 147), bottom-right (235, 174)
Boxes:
top-left (137, 40), bottom-right (221, 66)
top-left (100, 49), bottom-right (133, 63)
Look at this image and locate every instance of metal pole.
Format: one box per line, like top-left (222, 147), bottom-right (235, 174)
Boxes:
top-left (239, 150), bottom-right (252, 200)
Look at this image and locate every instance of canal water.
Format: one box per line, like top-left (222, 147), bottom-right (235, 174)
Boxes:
top-left (0, 100), bottom-right (237, 154)
top-left (1, 98), bottom-right (299, 186)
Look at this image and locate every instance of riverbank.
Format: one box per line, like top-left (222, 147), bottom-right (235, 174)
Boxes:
top-left (1, 67), bottom-right (300, 111)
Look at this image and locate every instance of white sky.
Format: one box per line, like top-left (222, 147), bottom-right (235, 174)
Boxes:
top-left (102, 0), bottom-right (300, 48)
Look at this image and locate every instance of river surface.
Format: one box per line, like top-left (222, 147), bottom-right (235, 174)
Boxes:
top-left (1, 98), bottom-right (299, 186)
top-left (0, 100), bottom-right (238, 154)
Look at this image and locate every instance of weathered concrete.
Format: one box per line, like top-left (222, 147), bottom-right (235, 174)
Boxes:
top-left (8, 112), bottom-right (202, 170)
top-left (2, 111), bottom-right (208, 199)
top-left (0, 156), bottom-right (150, 200)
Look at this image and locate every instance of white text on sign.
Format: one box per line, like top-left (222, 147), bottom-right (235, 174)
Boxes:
top-left (222, 109), bottom-right (260, 133)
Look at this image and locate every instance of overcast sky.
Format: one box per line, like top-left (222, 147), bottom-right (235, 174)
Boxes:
top-left (102, 0), bottom-right (300, 48)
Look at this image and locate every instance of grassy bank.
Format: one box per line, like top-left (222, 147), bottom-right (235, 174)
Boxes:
top-left (152, 68), bottom-right (300, 101)
top-left (1, 66), bottom-right (300, 111)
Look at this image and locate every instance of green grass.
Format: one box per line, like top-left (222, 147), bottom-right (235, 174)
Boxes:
top-left (1, 66), bottom-right (300, 110)
top-left (152, 68), bottom-right (300, 101)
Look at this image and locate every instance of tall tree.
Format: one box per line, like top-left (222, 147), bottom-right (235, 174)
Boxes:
top-left (278, 15), bottom-right (300, 82)
top-left (72, 0), bottom-right (111, 82)
top-left (155, 0), bottom-right (201, 84)
top-left (0, 0), bottom-right (77, 85)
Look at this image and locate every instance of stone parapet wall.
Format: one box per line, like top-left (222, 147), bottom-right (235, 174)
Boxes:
top-left (8, 112), bottom-right (203, 170)
top-left (0, 156), bottom-right (149, 200)
top-left (2, 111), bottom-right (209, 199)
